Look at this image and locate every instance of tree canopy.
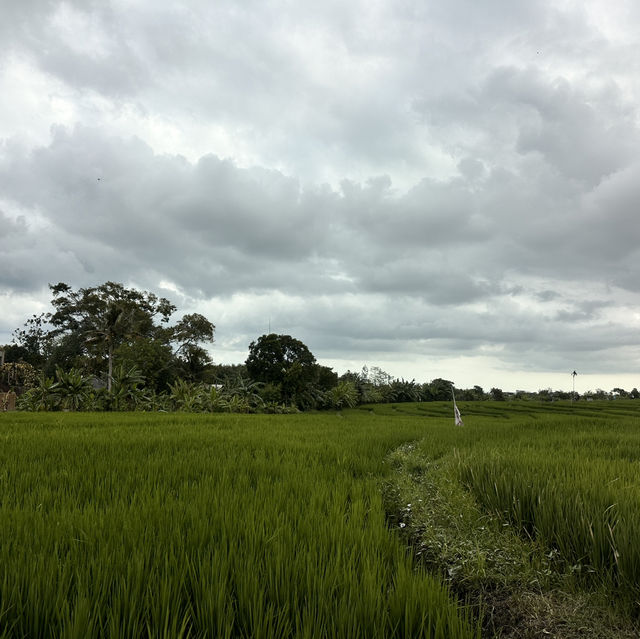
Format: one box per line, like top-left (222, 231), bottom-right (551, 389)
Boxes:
top-left (246, 333), bottom-right (319, 406)
top-left (12, 282), bottom-right (215, 391)
top-left (9, 288), bottom-right (636, 412)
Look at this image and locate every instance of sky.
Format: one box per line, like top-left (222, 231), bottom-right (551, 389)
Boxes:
top-left (2, 0), bottom-right (640, 393)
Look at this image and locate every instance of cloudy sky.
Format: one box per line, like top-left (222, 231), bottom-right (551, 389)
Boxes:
top-left (2, 0), bottom-right (640, 392)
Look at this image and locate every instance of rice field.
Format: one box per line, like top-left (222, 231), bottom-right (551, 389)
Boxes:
top-left (0, 411), bottom-right (476, 639)
top-left (452, 405), bottom-right (640, 610)
top-left (1, 400), bottom-right (639, 637)
top-left (368, 400), bottom-right (640, 617)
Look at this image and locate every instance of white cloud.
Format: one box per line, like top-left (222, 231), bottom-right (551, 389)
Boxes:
top-left (2, 0), bottom-right (640, 391)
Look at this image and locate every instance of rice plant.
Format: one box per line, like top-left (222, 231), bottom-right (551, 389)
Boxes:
top-left (0, 411), bottom-right (477, 638)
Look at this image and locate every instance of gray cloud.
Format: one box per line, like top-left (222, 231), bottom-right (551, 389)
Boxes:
top-left (2, 0), bottom-right (640, 389)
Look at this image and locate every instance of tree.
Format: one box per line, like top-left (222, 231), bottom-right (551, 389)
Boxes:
top-left (472, 385), bottom-right (485, 400)
top-left (43, 282), bottom-right (176, 391)
top-left (428, 378), bottom-right (455, 401)
top-left (316, 365), bottom-right (339, 392)
top-left (390, 378), bottom-right (421, 402)
top-left (490, 387), bottom-right (505, 401)
top-left (11, 314), bottom-right (53, 368)
top-left (368, 366), bottom-right (393, 387)
top-left (537, 388), bottom-right (553, 402)
top-left (327, 381), bottom-right (358, 409)
top-left (246, 334), bottom-right (319, 406)
top-left (210, 363), bottom-right (249, 387)
top-left (169, 313), bottom-right (216, 381)
top-left (114, 337), bottom-right (175, 392)
top-left (12, 282), bottom-right (215, 391)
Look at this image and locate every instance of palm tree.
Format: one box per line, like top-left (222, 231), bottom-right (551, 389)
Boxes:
top-left (85, 301), bottom-right (135, 392)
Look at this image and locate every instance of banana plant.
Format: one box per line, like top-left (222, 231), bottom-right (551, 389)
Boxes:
top-left (110, 364), bottom-right (146, 411)
top-left (169, 379), bottom-right (204, 412)
top-left (54, 367), bottom-right (92, 411)
top-left (223, 375), bottom-right (264, 410)
top-left (205, 385), bottom-right (228, 412)
top-left (27, 374), bottom-right (60, 411)
top-left (327, 381), bottom-right (358, 410)
top-left (225, 394), bottom-right (251, 414)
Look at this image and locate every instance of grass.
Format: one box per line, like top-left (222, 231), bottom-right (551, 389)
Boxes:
top-left (0, 411), bottom-right (477, 639)
top-left (2, 400), bottom-right (640, 637)
top-left (370, 399), bottom-right (640, 637)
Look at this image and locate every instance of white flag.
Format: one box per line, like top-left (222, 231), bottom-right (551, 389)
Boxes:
top-left (454, 400), bottom-right (464, 426)
top-left (451, 384), bottom-right (464, 426)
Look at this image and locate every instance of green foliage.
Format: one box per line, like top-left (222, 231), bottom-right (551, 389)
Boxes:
top-left (48, 282), bottom-right (176, 389)
top-left (109, 365), bottom-right (146, 411)
top-left (489, 386), bottom-right (505, 401)
top-left (340, 366), bottom-right (397, 404)
top-left (326, 381), bottom-right (358, 410)
top-left (114, 337), bottom-right (175, 392)
top-left (10, 314), bottom-right (51, 368)
top-left (0, 361), bottom-right (40, 393)
top-left (390, 378), bottom-right (422, 402)
top-left (0, 411), bottom-right (478, 638)
top-left (360, 384), bottom-right (385, 404)
top-left (168, 379), bottom-right (203, 412)
top-left (246, 334), bottom-right (323, 408)
top-left (316, 365), bottom-right (339, 391)
top-left (258, 382), bottom-right (283, 404)
top-left (53, 367), bottom-right (93, 411)
top-left (11, 281), bottom-right (216, 389)
top-left (16, 374), bottom-right (59, 411)
top-left (427, 378), bottom-right (455, 401)
top-left (210, 363), bottom-right (249, 384)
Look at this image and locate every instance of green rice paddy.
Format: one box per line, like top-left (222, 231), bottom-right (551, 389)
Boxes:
top-left (1, 400), bottom-right (639, 637)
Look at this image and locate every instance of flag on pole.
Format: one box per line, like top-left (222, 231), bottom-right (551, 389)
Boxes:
top-left (452, 385), bottom-right (464, 426)
top-left (454, 401), bottom-right (463, 426)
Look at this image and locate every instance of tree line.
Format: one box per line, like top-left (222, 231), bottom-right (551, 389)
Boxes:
top-left (2, 281), bottom-right (637, 412)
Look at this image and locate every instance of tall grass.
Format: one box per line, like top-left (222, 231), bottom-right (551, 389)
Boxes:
top-left (0, 412), bottom-right (476, 638)
top-left (454, 415), bottom-right (640, 610)
top-left (359, 400), bottom-right (640, 615)
top-left (358, 400), bottom-right (640, 615)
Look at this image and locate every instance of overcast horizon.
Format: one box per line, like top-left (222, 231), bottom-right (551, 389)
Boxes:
top-left (2, 0), bottom-right (640, 394)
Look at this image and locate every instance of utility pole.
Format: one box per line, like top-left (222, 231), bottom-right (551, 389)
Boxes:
top-left (572, 370), bottom-right (577, 403)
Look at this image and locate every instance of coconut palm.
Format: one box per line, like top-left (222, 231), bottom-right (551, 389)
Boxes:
top-left (85, 301), bottom-right (135, 393)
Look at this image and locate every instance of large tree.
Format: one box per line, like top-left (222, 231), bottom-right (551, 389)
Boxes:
top-left (427, 378), bottom-right (455, 401)
top-left (13, 282), bottom-right (215, 390)
top-left (46, 282), bottom-right (176, 391)
top-left (246, 333), bottom-right (320, 405)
